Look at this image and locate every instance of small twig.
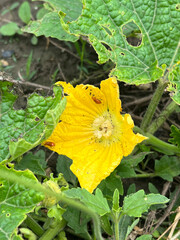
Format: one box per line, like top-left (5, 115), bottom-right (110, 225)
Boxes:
top-left (157, 218), bottom-right (180, 240)
top-left (161, 182), bottom-right (171, 196)
top-left (58, 63), bottom-right (67, 82)
top-left (124, 95), bottom-right (152, 108)
top-left (18, 70), bottom-right (25, 81)
top-left (151, 185), bottom-right (180, 234)
top-left (45, 152), bottom-right (55, 163)
top-left (170, 230), bottom-right (180, 240)
top-left (0, 75), bottom-right (51, 90)
top-left (49, 39), bottom-right (80, 60)
top-left (167, 207), bottom-right (180, 239)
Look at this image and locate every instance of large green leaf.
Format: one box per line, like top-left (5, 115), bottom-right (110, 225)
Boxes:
top-left (122, 190), bottom-right (169, 217)
top-left (155, 155), bottom-right (180, 181)
top-left (62, 0), bottom-right (180, 84)
top-left (23, 0), bottom-right (82, 42)
top-left (64, 188), bottom-right (110, 216)
top-left (0, 79), bottom-right (66, 163)
top-left (0, 165), bottom-right (44, 240)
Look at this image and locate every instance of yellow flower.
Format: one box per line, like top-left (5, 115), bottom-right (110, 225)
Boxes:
top-left (43, 77), bottom-right (147, 193)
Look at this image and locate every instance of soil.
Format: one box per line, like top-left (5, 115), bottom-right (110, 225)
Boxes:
top-left (0, 1), bottom-right (180, 239)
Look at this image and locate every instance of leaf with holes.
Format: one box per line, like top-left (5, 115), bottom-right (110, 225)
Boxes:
top-left (60, 0), bottom-right (180, 84)
top-left (23, 0), bottom-right (82, 42)
top-left (0, 165), bottom-right (44, 240)
top-left (168, 61), bottom-right (180, 104)
top-left (0, 78), bottom-right (66, 163)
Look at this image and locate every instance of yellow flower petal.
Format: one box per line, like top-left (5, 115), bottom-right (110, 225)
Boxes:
top-left (43, 78), bottom-right (147, 193)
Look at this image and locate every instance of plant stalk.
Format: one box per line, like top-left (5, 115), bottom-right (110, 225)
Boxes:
top-left (25, 214), bottom-right (44, 237)
top-left (39, 219), bottom-right (66, 240)
top-left (114, 212), bottom-right (120, 240)
top-left (147, 100), bottom-right (177, 134)
top-left (134, 126), bottom-right (180, 155)
top-left (140, 78), bottom-right (168, 131)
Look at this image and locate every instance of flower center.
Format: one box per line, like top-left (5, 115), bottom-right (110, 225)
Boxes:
top-left (93, 116), bottom-right (113, 139)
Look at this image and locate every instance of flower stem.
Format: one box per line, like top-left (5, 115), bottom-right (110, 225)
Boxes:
top-left (147, 100), bottom-right (177, 134)
top-left (134, 126), bottom-right (180, 155)
top-left (140, 78), bottom-right (168, 131)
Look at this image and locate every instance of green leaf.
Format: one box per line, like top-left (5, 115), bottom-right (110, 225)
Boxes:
top-left (64, 188), bottom-right (110, 216)
top-left (123, 190), bottom-right (169, 217)
top-left (0, 80), bottom-right (66, 163)
top-left (168, 62), bottom-right (180, 104)
top-left (15, 152), bottom-right (46, 176)
top-left (0, 22), bottom-right (19, 36)
top-left (155, 155), bottom-right (180, 181)
top-left (56, 155), bottom-right (77, 186)
top-left (169, 125), bottom-right (180, 148)
top-left (148, 183), bottom-right (159, 194)
top-left (136, 235), bottom-right (152, 240)
top-left (117, 152), bottom-right (151, 178)
top-left (23, 0), bottom-right (82, 42)
top-left (63, 207), bottom-right (90, 237)
top-left (0, 165), bottom-right (44, 240)
top-left (23, 12), bottom-right (78, 42)
top-left (98, 171), bottom-right (124, 196)
top-left (112, 189), bottom-right (120, 211)
top-left (62, 0), bottom-right (180, 84)
top-left (18, 1), bottom-right (31, 24)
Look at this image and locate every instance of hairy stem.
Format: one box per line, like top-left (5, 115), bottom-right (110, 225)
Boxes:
top-left (140, 78), bottom-right (168, 131)
top-left (39, 219), bottom-right (66, 240)
top-left (25, 214), bottom-right (44, 237)
top-left (134, 126), bottom-right (180, 155)
top-left (147, 100), bottom-right (177, 134)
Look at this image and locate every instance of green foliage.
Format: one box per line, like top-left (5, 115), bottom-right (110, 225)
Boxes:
top-left (62, 0), bottom-right (179, 85)
top-left (0, 22), bottom-right (20, 36)
top-left (168, 62), bottom-right (180, 104)
top-left (0, 81), bottom-right (66, 163)
top-left (0, 165), bottom-right (44, 240)
top-left (23, 0), bottom-right (82, 42)
top-left (122, 190), bottom-right (169, 217)
top-left (169, 125), bottom-right (180, 148)
top-left (15, 151), bottom-right (46, 176)
top-left (56, 155), bottom-right (77, 187)
top-left (18, 1), bottom-right (31, 24)
top-left (117, 152), bottom-right (151, 178)
top-left (155, 155), bottom-right (180, 181)
top-left (64, 188), bottom-right (110, 216)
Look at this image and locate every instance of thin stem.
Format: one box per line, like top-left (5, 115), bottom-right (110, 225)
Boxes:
top-left (140, 78), bottom-right (168, 131)
top-left (134, 126), bottom-right (180, 155)
top-left (114, 212), bottom-right (119, 240)
top-left (147, 100), bottom-right (177, 134)
top-left (39, 219), bottom-right (66, 240)
top-left (0, 167), bottom-right (104, 240)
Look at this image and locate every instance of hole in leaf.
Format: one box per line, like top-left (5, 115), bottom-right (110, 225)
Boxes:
top-left (120, 52), bottom-right (125, 56)
top-left (101, 42), bottom-right (112, 51)
top-left (122, 21), bottom-right (142, 47)
top-left (176, 3), bottom-right (180, 10)
top-left (13, 95), bottom-right (27, 110)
